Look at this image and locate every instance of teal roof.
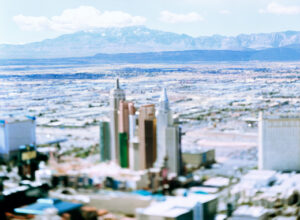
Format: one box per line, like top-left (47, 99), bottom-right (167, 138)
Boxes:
top-left (14, 198), bottom-right (82, 215)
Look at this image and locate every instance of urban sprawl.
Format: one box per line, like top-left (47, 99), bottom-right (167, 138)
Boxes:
top-left (1, 62), bottom-right (300, 220)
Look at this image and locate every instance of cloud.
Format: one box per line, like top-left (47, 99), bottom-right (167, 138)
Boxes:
top-left (219, 10), bottom-right (231, 15)
top-left (13, 15), bottom-right (50, 31)
top-left (259, 2), bottom-right (300, 15)
top-left (13, 6), bottom-right (146, 32)
top-left (160, 10), bottom-right (203, 23)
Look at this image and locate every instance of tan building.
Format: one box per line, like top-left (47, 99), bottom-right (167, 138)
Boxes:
top-left (138, 104), bottom-right (157, 170)
top-left (118, 100), bottom-right (130, 134)
top-left (182, 149), bottom-right (215, 168)
top-left (118, 100), bottom-right (130, 167)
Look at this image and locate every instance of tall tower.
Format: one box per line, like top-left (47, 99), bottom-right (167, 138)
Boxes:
top-left (138, 104), bottom-right (156, 170)
top-left (118, 101), bottom-right (130, 168)
top-left (128, 103), bottom-right (140, 170)
top-left (99, 121), bottom-right (110, 162)
top-left (109, 79), bottom-right (125, 163)
top-left (165, 125), bottom-right (180, 174)
top-left (155, 88), bottom-right (173, 168)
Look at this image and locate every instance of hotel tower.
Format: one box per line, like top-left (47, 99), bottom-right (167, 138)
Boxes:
top-left (109, 79), bottom-right (125, 163)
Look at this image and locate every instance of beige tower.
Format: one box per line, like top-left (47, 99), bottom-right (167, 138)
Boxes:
top-left (118, 101), bottom-right (130, 167)
top-left (118, 101), bottom-right (130, 134)
top-left (138, 104), bottom-right (157, 170)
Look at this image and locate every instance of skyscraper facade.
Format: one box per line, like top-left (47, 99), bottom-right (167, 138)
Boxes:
top-left (155, 88), bottom-right (173, 167)
top-left (128, 103), bottom-right (140, 170)
top-left (155, 88), bottom-right (182, 175)
top-left (165, 126), bottom-right (181, 174)
top-left (119, 133), bottom-right (128, 167)
top-left (118, 100), bottom-right (130, 168)
top-left (259, 113), bottom-right (300, 171)
top-left (109, 79), bottom-right (125, 163)
top-left (138, 104), bottom-right (156, 170)
top-left (99, 121), bottom-right (110, 161)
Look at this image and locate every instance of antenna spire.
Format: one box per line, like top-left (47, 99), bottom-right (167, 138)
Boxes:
top-left (160, 88), bottom-right (168, 102)
top-left (116, 78), bottom-right (120, 89)
top-left (159, 88), bottom-right (169, 110)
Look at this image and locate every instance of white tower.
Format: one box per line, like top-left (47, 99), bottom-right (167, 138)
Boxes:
top-left (109, 79), bottom-right (125, 163)
top-left (128, 103), bottom-right (139, 170)
top-left (155, 88), bottom-right (173, 168)
top-left (259, 112), bottom-right (300, 171)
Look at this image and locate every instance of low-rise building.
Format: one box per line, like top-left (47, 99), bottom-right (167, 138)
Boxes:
top-left (136, 194), bottom-right (218, 220)
top-left (0, 116), bottom-right (36, 161)
top-left (229, 206), bottom-right (269, 220)
top-left (182, 149), bottom-right (215, 168)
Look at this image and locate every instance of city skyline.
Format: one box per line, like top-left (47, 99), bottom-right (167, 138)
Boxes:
top-left (1, 61), bottom-right (300, 219)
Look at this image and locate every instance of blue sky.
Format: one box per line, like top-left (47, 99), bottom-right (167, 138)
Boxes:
top-left (1, 0), bottom-right (300, 44)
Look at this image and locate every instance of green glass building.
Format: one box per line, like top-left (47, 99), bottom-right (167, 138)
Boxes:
top-left (99, 121), bottom-right (111, 161)
top-left (119, 132), bottom-right (128, 168)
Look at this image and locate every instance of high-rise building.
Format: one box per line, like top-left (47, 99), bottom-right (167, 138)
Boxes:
top-left (128, 103), bottom-right (140, 171)
top-left (118, 101), bottom-right (130, 168)
top-left (109, 79), bottom-right (125, 163)
top-left (259, 113), bottom-right (300, 171)
top-left (118, 100), bottom-right (130, 134)
top-left (119, 133), bottom-right (128, 168)
top-left (138, 104), bottom-right (156, 170)
top-left (155, 88), bottom-right (182, 175)
top-left (155, 88), bottom-right (173, 168)
top-left (128, 102), bottom-right (137, 142)
top-left (165, 126), bottom-right (181, 174)
top-left (99, 121), bottom-right (110, 162)
top-left (178, 125), bottom-right (184, 175)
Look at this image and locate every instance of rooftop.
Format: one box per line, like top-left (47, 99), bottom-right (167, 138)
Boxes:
top-left (14, 198), bottom-right (82, 215)
top-left (0, 116), bottom-right (36, 124)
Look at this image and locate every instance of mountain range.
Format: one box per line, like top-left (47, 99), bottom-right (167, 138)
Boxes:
top-left (1, 26), bottom-right (300, 59)
top-left (1, 47), bottom-right (300, 67)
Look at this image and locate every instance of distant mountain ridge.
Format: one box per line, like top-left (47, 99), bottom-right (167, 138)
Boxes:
top-left (1, 26), bottom-right (300, 59)
top-left (1, 47), bottom-right (300, 66)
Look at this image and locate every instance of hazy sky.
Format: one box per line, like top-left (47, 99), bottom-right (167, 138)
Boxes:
top-left (1, 0), bottom-right (300, 44)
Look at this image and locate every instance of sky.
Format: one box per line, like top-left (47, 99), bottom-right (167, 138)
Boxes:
top-left (1, 0), bottom-right (300, 44)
